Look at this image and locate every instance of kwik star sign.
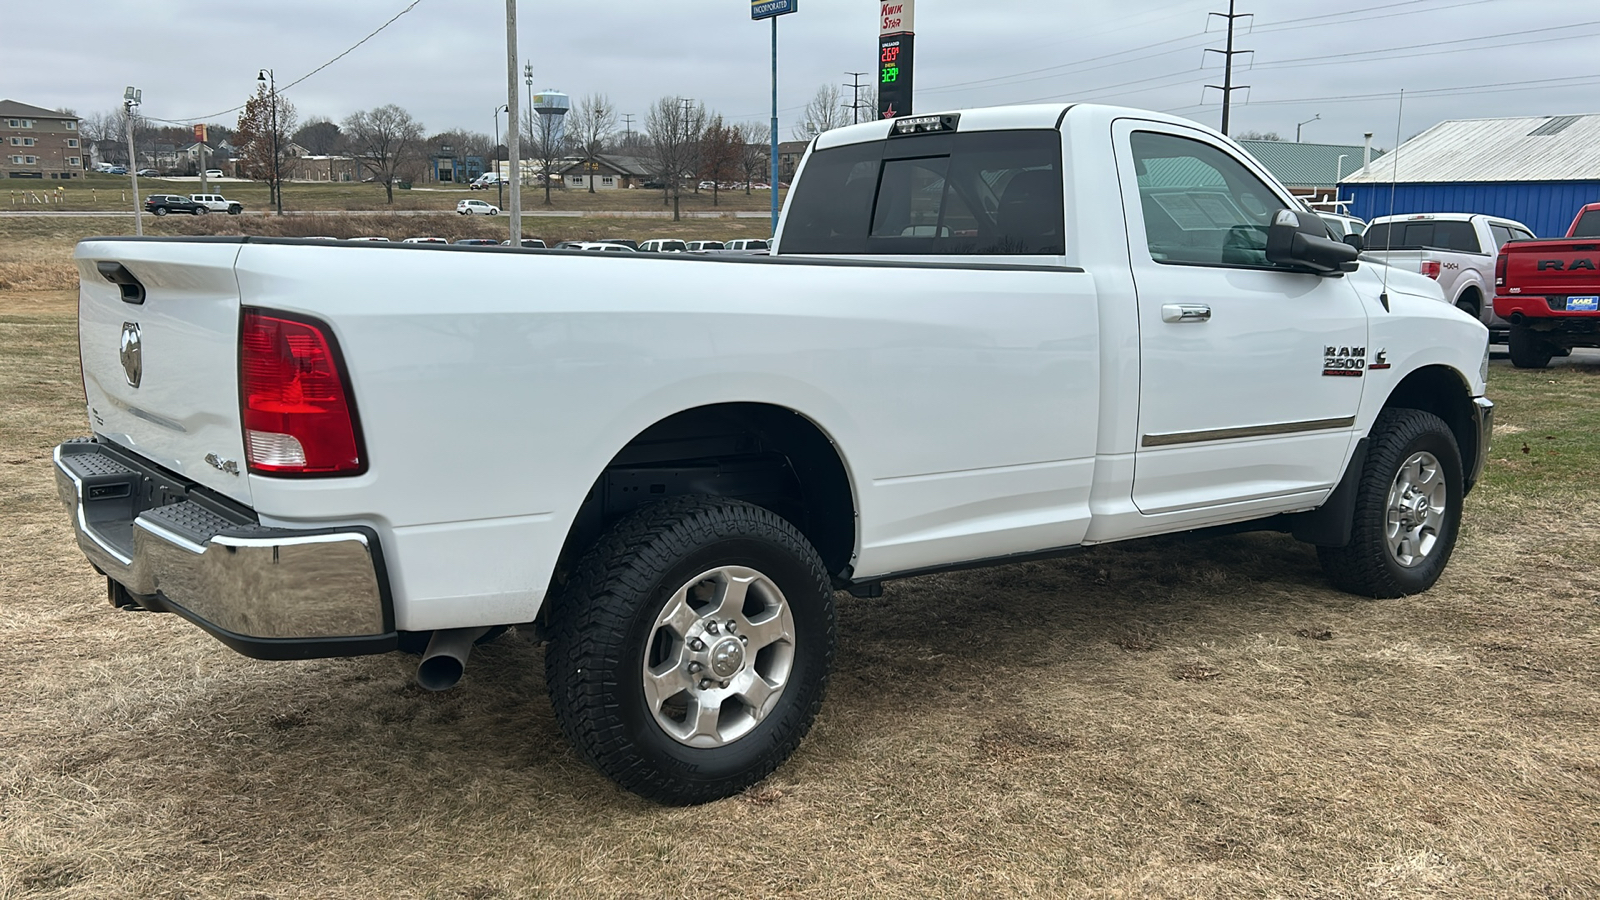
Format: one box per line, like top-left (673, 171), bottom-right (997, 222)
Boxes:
top-left (878, 1), bottom-right (915, 119)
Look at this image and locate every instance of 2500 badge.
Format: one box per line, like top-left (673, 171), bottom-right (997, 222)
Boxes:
top-left (1323, 345), bottom-right (1365, 377)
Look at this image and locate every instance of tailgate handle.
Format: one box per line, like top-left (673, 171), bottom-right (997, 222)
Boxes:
top-left (96, 262), bottom-right (145, 305)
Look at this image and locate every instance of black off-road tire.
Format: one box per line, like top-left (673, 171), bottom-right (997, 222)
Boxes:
top-left (1508, 325), bottom-right (1555, 369)
top-left (152, 207), bottom-right (168, 216)
top-left (545, 495), bottom-right (836, 805)
top-left (1317, 408), bottom-right (1463, 598)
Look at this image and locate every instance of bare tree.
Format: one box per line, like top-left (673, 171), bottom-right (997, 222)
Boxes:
top-left (645, 97), bottom-right (704, 220)
top-left (792, 84), bottom-right (846, 141)
top-left (734, 122), bottom-right (770, 194)
top-left (343, 105), bottom-right (424, 203)
top-left (235, 85), bottom-right (298, 206)
top-left (525, 108), bottom-right (568, 205)
top-left (569, 94), bottom-right (617, 193)
top-left (698, 115), bottom-right (741, 207)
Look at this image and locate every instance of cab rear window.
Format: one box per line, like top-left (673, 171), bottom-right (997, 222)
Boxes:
top-left (781, 130), bottom-right (1064, 255)
top-left (1363, 220), bottom-right (1482, 254)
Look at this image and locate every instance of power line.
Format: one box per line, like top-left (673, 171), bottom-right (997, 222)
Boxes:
top-left (149, 0), bottom-right (428, 125)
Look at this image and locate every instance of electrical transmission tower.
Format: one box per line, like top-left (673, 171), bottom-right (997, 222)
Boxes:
top-left (1203, 0), bottom-right (1252, 136)
top-left (844, 72), bottom-right (870, 125)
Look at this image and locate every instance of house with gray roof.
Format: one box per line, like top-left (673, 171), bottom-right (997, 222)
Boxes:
top-left (1339, 113), bottom-right (1600, 237)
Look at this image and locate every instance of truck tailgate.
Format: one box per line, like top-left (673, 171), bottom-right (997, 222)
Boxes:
top-left (1501, 239), bottom-right (1600, 296)
top-left (74, 239), bottom-right (252, 507)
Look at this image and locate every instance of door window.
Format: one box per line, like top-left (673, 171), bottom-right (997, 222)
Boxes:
top-left (1130, 131), bottom-right (1290, 269)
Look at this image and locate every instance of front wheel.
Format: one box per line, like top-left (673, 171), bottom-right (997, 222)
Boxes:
top-left (228, 205), bottom-right (241, 215)
top-left (1508, 325), bottom-right (1555, 369)
top-left (1317, 408), bottom-right (1463, 598)
top-left (194, 206), bottom-right (207, 216)
top-left (545, 495), bottom-right (836, 805)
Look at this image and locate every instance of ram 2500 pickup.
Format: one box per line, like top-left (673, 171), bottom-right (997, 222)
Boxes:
top-left (57, 104), bottom-right (1493, 805)
top-left (1494, 202), bottom-right (1600, 367)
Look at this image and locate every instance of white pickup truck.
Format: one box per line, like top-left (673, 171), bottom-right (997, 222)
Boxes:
top-left (1361, 212), bottom-right (1536, 336)
top-left (57, 104), bottom-right (1492, 805)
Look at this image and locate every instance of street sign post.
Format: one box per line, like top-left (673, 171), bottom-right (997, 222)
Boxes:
top-left (878, 1), bottom-right (915, 120)
top-left (752, 0), bottom-right (797, 234)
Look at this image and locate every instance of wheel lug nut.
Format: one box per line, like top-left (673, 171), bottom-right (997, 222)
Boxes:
top-left (706, 622), bottom-right (719, 635)
top-left (688, 638), bottom-right (705, 652)
top-left (719, 680), bottom-right (730, 689)
top-left (740, 635), bottom-right (748, 644)
top-left (687, 661), bottom-right (703, 674)
top-left (726, 620), bottom-right (737, 634)
top-left (699, 678), bottom-right (713, 690)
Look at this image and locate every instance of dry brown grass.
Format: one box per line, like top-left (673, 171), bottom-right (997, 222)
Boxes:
top-left (2, 273), bottom-right (1599, 897)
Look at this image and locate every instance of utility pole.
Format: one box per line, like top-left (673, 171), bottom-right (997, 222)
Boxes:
top-left (505, 1), bottom-right (521, 243)
top-left (124, 86), bottom-right (142, 236)
top-left (622, 113), bottom-right (635, 143)
top-left (1204, 0), bottom-right (1252, 136)
top-left (844, 72), bottom-right (868, 124)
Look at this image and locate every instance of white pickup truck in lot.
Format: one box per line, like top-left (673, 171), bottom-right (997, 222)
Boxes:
top-left (1361, 212), bottom-right (1536, 337)
top-left (57, 103), bottom-right (1492, 805)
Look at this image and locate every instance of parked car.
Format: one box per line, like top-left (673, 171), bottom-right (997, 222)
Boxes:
top-left (1362, 212), bottom-right (1536, 336)
top-left (594, 239), bottom-right (639, 250)
top-left (106, 166), bottom-right (127, 176)
top-left (469, 173), bottom-right (505, 190)
top-left (453, 238), bottom-right (500, 245)
top-left (502, 238), bottom-right (548, 248)
top-left (203, 169), bottom-right (225, 179)
top-left (136, 168), bottom-right (160, 177)
top-left (55, 101), bottom-right (1493, 806)
top-left (637, 239), bottom-right (688, 253)
top-left (346, 236), bottom-right (391, 242)
top-left (685, 241), bottom-right (725, 252)
top-left (143, 194), bottom-right (206, 216)
top-left (641, 180), bottom-right (666, 190)
top-left (190, 194), bottom-right (244, 215)
top-left (1494, 202), bottom-right (1600, 367)
top-left (401, 237), bottom-right (448, 243)
top-left (457, 199), bottom-right (499, 216)
top-left (563, 241), bottom-right (634, 252)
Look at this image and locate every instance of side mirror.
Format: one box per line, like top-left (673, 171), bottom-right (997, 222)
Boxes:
top-left (1266, 209), bottom-right (1359, 275)
top-left (1342, 232), bottom-right (1364, 253)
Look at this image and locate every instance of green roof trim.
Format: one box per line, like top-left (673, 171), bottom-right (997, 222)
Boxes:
top-left (1237, 140), bottom-right (1384, 188)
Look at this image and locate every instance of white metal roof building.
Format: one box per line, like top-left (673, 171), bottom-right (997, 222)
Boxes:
top-left (1338, 113), bottom-right (1600, 237)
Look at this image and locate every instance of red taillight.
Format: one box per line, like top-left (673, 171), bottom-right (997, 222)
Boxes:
top-left (240, 309), bottom-right (363, 476)
top-left (1495, 251), bottom-right (1508, 288)
top-left (1420, 260), bottom-right (1442, 280)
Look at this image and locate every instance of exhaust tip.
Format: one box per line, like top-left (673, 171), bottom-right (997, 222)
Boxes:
top-left (416, 655), bottom-right (465, 692)
top-left (1510, 311), bottom-right (1525, 325)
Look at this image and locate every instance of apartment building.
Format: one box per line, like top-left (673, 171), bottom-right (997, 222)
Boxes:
top-left (1, 100), bottom-right (83, 179)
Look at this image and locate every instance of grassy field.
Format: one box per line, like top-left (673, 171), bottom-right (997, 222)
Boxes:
top-left (4, 173), bottom-right (783, 215)
top-left (1, 233), bottom-right (1598, 897)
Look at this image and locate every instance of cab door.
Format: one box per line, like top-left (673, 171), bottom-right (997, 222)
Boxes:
top-left (1114, 120), bottom-right (1369, 515)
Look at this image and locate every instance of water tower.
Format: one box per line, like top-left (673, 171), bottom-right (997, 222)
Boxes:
top-left (532, 90), bottom-right (571, 148)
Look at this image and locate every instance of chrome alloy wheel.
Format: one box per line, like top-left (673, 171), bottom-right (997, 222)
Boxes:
top-left (641, 565), bottom-right (796, 748)
top-left (1384, 451), bottom-right (1447, 567)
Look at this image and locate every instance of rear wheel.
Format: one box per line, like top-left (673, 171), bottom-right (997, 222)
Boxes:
top-left (1508, 325), bottom-right (1555, 369)
top-left (1317, 408), bottom-right (1463, 598)
top-left (545, 495), bottom-right (836, 805)
top-left (153, 207), bottom-right (168, 216)
top-left (194, 206), bottom-right (207, 216)
top-left (1455, 289), bottom-right (1481, 321)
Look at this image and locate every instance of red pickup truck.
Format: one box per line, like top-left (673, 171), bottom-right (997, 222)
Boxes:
top-left (1494, 203), bottom-right (1600, 368)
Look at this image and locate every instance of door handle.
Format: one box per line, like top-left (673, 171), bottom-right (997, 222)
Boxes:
top-left (1161, 303), bottom-right (1211, 323)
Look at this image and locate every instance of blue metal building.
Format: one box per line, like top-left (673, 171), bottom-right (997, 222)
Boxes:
top-left (1339, 114), bottom-right (1600, 237)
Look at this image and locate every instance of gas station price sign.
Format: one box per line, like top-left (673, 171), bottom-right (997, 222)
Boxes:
top-left (878, 33), bottom-right (914, 118)
top-left (877, 1), bottom-right (915, 119)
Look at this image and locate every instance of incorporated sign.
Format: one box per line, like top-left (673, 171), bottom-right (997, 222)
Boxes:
top-left (751, 0), bottom-right (797, 19)
top-left (879, 1), bottom-right (913, 35)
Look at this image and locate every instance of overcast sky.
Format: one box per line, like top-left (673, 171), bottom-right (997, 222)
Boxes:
top-left (5, 0), bottom-right (1595, 150)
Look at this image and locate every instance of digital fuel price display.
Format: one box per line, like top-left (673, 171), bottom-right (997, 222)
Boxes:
top-left (877, 33), bottom-right (915, 119)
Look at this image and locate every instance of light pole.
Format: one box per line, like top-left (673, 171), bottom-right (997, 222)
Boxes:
top-left (124, 86), bottom-right (142, 236)
top-left (258, 69), bottom-right (282, 215)
top-left (524, 62), bottom-right (535, 132)
top-left (1296, 113), bottom-right (1319, 143)
top-left (493, 104), bottom-right (508, 211)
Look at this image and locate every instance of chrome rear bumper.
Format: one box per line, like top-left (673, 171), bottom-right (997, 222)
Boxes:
top-left (54, 439), bottom-right (395, 659)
